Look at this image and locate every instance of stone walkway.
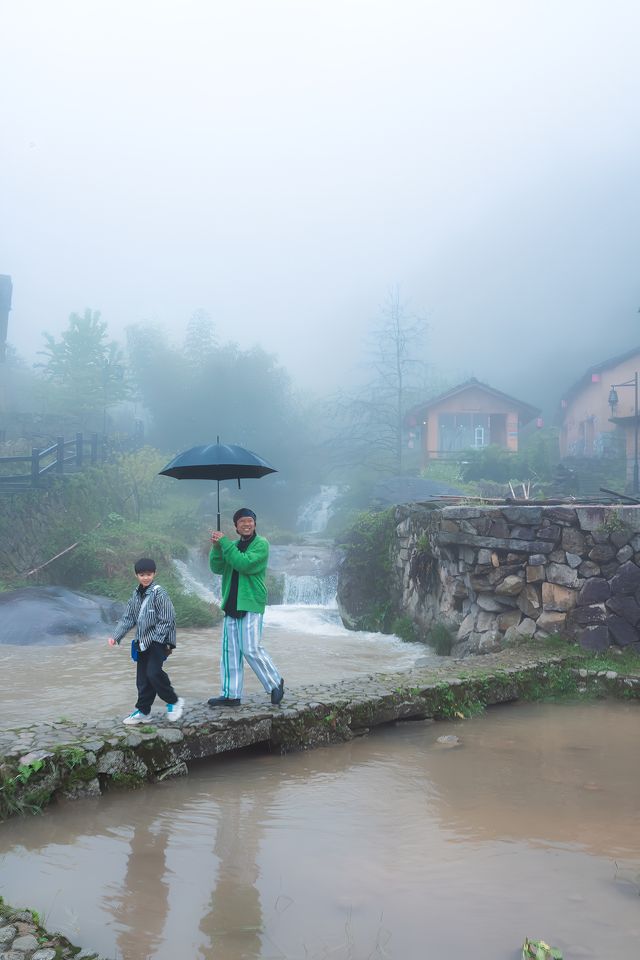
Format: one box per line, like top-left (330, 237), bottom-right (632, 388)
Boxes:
top-left (3, 645), bottom-right (639, 826)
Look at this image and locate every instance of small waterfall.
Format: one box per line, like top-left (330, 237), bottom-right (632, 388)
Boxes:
top-left (282, 573), bottom-right (337, 606)
top-left (173, 558), bottom-right (220, 604)
top-left (296, 485), bottom-right (340, 534)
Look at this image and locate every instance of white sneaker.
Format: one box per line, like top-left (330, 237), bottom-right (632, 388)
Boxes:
top-left (123, 709), bottom-right (150, 725)
top-left (167, 697), bottom-right (184, 722)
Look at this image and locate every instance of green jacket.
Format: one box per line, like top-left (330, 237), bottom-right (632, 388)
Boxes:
top-left (209, 534), bottom-right (269, 614)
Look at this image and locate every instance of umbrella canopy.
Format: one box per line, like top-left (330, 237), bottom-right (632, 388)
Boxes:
top-left (159, 439), bottom-right (277, 529)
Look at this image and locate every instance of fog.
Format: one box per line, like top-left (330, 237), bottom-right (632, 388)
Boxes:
top-left (1, 0), bottom-right (640, 406)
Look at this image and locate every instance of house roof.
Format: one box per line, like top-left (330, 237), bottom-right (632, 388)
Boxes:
top-left (405, 377), bottom-right (540, 425)
top-left (557, 345), bottom-right (640, 421)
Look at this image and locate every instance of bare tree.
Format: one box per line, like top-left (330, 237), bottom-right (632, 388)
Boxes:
top-left (329, 287), bottom-right (429, 475)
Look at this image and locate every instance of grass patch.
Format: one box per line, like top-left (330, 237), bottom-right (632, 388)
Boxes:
top-left (427, 622), bottom-right (454, 656)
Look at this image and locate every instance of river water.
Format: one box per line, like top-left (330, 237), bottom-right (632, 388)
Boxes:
top-left (0, 600), bottom-right (429, 726)
top-left (1, 701), bottom-right (639, 960)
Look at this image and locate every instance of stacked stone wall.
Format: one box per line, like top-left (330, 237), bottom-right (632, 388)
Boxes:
top-left (392, 503), bottom-right (640, 657)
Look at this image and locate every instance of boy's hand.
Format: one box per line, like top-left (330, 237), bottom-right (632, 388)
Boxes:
top-left (210, 530), bottom-right (224, 544)
top-left (107, 637), bottom-right (117, 646)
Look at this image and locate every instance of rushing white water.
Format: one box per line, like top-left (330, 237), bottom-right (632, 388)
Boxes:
top-left (281, 572), bottom-right (337, 605)
top-left (296, 485), bottom-right (340, 533)
top-left (173, 558), bottom-right (219, 603)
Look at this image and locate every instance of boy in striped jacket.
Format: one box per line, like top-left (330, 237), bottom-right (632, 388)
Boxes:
top-left (108, 558), bottom-right (185, 724)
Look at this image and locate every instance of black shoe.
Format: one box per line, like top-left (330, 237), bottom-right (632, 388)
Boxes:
top-left (270, 678), bottom-right (285, 705)
top-left (207, 697), bottom-right (241, 707)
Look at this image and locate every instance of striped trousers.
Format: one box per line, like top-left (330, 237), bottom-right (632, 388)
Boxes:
top-left (219, 612), bottom-right (281, 700)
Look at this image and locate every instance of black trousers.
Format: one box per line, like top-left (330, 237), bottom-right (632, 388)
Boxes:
top-left (135, 642), bottom-right (178, 713)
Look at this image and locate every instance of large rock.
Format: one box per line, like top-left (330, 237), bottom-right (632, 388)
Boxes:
top-left (578, 560), bottom-right (601, 578)
top-left (588, 544), bottom-right (616, 563)
top-left (541, 582), bottom-right (577, 612)
top-left (535, 524), bottom-right (561, 542)
top-left (0, 586), bottom-right (125, 645)
top-left (502, 506), bottom-right (543, 525)
top-left (607, 615), bottom-right (638, 648)
top-left (517, 584), bottom-right (542, 618)
top-left (546, 563), bottom-right (579, 588)
top-left (561, 527), bottom-right (586, 554)
top-left (569, 604), bottom-right (607, 626)
top-left (610, 560), bottom-right (640, 596)
top-left (497, 609), bottom-right (522, 631)
top-left (495, 575), bottom-right (524, 596)
top-left (577, 578), bottom-right (610, 606)
top-left (606, 595), bottom-right (640, 625)
top-left (578, 625), bottom-right (610, 651)
top-left (536, 610), bottom-right (567, 632)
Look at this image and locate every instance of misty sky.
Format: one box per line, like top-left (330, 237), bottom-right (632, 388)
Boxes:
top-left (1, 0), bottom-right (639, 410)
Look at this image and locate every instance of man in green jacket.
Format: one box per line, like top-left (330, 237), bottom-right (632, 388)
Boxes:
top-left (208, 507), bottom-right (284, 707)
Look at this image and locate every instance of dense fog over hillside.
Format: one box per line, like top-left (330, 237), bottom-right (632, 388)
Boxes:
top-left (1, 0), bottom-right (640, 410)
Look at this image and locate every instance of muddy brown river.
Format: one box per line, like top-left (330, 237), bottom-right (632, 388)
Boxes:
top-left (1, 700), bottom-right (639, 959)
top-left (0, 604), bottom-right (430, 727)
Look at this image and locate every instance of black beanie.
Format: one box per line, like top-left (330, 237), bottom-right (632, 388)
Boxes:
top-left (233, 507), bottom-right (257, 525)
top-left (134, 558), bottom-right (156, 573)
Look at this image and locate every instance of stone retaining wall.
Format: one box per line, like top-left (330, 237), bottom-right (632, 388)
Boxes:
top-left (393, 503), bottom-right (640, 657)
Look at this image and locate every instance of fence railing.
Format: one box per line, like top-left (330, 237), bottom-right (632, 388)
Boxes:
top-left (0, 433), bottom-right (105, 490)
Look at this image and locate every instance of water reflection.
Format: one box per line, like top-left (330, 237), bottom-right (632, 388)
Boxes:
top-left (108, 815), bottom-right (173, 959)
top-left (1, 703), bottom-right (640, 960)
top-left (198, 779), bottom-right (266, 958)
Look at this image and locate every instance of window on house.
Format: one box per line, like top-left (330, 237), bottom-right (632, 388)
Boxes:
top-left (438, 413), bottom-right (491, 451)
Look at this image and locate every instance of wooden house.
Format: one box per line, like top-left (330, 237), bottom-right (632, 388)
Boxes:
top-left (405, 378), bottom-right (540, 467)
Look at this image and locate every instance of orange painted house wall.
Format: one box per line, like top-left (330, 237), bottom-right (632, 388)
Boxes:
top-left (559, 355), bottom-right (639, 458)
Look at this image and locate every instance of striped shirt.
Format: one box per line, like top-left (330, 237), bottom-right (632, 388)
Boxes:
top-left (113, 583), bottom-right (177, 652)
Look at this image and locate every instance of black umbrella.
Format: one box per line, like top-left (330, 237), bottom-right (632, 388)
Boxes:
top-left (159, 437), bottom-right (277, 530)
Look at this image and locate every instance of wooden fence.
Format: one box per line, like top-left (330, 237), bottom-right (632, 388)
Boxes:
top-left (0, 433), bottom-right (105, 491)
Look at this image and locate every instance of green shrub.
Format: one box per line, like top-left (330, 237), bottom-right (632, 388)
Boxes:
top-left (391, 616), bottom-right (417, 642)
top-left (427, 622), bottom-right (453, 656)
top-left (337, 508), bottom-right (397, 631)
top-left (172, 590), bottom-right (221, 628)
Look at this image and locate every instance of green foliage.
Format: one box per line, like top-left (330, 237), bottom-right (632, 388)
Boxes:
top-left (461, 445), bottom-right (523, 483)
top-left (126, 322), bottom-right (316, 524)
top-left (460, 432), bottom-right (559, 485)
top-left (427, 622), bottom-right (453, 656)
top-left (432, 681), bottom-right (487, 719)
top-left (0, 463), bottom-right (221, 627)
top-left (115, 447), bottom-right (168, 520)
top-left (599, 509), bottom-right (627, 534)
top-left (0, 758), bottom-right (49, 818)
top-left (519, 664), bottom-right (580, 701)
top-left (522, 938), bottom-right (563, 959)
top-left (337, 508), bottom-right (398, 631)
top-left (57, 747), bottom-right (86, 770)
top-left (337, 508), bottom-right (396, 574)
top-left (15, 759), bottom-right (45, 784)
top-left (172, 590), bottom-right (222, 628)
top-left (391, 616), bottom-right (417, 642)
top-left (38, 308), bottom-right (130, 426)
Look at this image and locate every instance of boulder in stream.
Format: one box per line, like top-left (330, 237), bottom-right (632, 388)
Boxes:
top-left (0, 586), bottom-right (125, 645)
